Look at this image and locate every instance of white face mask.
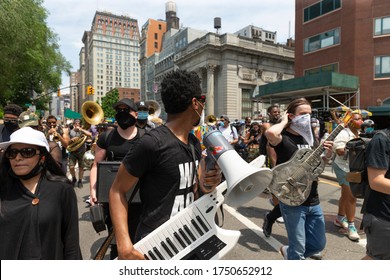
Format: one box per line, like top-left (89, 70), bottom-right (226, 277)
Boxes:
top-left (290, 113), bottom-right (314, 146)
top-left (193, 105), bottom-right (205, 129)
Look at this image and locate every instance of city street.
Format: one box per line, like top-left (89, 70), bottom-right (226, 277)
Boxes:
top-left (75, 168), bottom-right (366, 260)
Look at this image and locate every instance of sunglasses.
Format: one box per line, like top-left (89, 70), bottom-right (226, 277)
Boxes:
top-left (5, 148), bottom-right (40, 159)
top-left (116, 107), bottom-right (130, 113)
top-left (195, 95), bottom-right (206, 104)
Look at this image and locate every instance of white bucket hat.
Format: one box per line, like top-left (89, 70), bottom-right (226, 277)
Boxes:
top-left (0, 127), bottom-right (49, 152)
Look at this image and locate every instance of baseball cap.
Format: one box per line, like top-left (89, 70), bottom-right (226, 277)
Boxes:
top-left (136, 101), bottom-right (148, 111)
top-left (220, 115), bottom-right (230, 122)
top-left (19, 110), bottom-right (39, 128)
top-left (0, 127), bottom-right (49, 152)
top-left (113, 98), bottom-right (136, 111)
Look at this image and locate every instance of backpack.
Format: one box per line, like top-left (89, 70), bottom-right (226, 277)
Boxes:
top-left (345, 130), bottom-right (390, 199)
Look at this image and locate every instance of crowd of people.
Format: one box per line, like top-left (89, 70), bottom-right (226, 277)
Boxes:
top-left (1, 70), bottom-right (389, 260)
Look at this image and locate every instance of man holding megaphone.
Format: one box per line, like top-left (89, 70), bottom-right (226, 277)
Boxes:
top-left (109, 70), bottom-right (222, 260)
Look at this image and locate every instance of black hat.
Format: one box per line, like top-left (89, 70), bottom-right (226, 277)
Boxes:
top-left (113, 98), bottom-right (136, 111)
top-left (136, 101), bottom-right (148, 111)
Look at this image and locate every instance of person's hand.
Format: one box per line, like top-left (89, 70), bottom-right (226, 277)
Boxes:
top-left (200, 164), bottom-right (222, 193)
top-left (323, 140), bottom-right (334, 159)
top-left (280, 110), bottom-right (289, 124)
top-left (118, 247), bottom-right (145, 260)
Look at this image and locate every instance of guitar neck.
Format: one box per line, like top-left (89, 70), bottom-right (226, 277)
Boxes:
top-left (305, 124), bottom-right (344, 165)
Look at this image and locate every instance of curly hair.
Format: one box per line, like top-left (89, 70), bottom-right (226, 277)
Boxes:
top-left (161, 69), bottom-right (202, 114)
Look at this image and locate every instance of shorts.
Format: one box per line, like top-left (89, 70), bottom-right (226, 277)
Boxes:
top-left (332, 162), bottom-right (350, 187)
top-left (68, 151), bottom-right (85, 169)
top-left (363, 213), bottom-right (390, 259)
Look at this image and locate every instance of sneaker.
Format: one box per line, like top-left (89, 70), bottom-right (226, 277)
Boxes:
top-left (77, 180), bottom-right (83, 189)
top-left (309, 252), bottom-right (323, 260)
top-left (280, 245), bottom-right (288, 260)
top-left (347, 225), bottom-right (360, 241)
top-left (334, 216), bottom-right (348, 229)
top-left (276, 216), bottom-right (284, 223)
top-left (262, 212), bottom-right (273, 237)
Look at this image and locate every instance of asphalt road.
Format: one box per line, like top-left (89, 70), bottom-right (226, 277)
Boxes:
top-left (75, 169), bottom-right (366, 260)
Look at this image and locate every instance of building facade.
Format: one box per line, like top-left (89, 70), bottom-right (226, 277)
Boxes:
top-left (79, 11), bottom-right (141, 105)
top-left (295, 0), bottom-right (390, 109)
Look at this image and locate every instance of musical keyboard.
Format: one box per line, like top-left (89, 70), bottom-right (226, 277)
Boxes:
top-left (133, 155), bottom-right (267, 260)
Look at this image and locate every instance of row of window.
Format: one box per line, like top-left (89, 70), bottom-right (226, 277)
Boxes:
top-left (304, 16), bottom-right (390, 53)
top-left (304, 0), bottom-right (341, 22)
top-left (304, 56), bottom-right (390, 79)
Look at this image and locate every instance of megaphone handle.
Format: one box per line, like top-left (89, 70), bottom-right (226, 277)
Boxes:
top-left (204, 155), bottom-right (216, 190)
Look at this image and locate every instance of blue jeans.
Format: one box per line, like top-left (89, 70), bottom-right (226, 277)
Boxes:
top-left (279, 202), bottom-right (326, 260)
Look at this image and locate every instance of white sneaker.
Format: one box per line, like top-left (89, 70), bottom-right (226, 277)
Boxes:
top-left (334, 216), bottom-right (348, 229)
top-left (280, 245), bottom-right (288, 260)
top-left (347, 225), bottom-right (360, 241)
top-left (276, 216), bottom-right (284, 223)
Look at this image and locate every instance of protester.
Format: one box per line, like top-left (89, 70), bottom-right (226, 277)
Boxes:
top-left (362, 126), bottom-right (390, 260)
top-left (0, 127), bottom-right (81, 259)
top-left (89, 98), bottom-right (145, 259)
top-left (68, 119), bottom-right (92, 188)
top-left (45, 115), bottom-right (70, 175)
top-left (265, 97), bottom-right (333, 260)
top-left (135, 101), bottom-right (155, 130)
top-left (218, 115), bottom-right (238, 146)
top-left (109, 69), bottom-right (222, 260)
top-left (18, 111), bottom-right (63, 169)
top-left (0, 104), bottom-right (23, 143)
top-left (332, 112), bottom-right (363, 241)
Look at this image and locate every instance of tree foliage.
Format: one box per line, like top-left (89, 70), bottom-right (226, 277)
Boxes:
top-left (0, 0), bottom-right (71, 111)
top-left (101, 89), bottom-right (119, 119)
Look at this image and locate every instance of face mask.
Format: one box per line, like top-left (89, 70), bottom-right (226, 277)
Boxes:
top-left (289, 113), bottom-right (314, 146)
top-left (218, 121), bottom-right (224, 127)
top-left (192, 101), bottom-right (205, 128)
top-left (137, 111), bottom-right (148, 120)
top-left (9, 156), bottom-right (44, 180)
top-left (4, 120), bottom-right (19, 132)
top-left (115, 111), bottom-right (136, 129)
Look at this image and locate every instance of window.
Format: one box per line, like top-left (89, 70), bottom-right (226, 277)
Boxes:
top-left (374, 16), bottom-right (390, 36)
top-left (154, 33), bottom-right (158, 40)
top-left (154, 42), bottom-right (158, 49)
top-left (304, 0), bottom-right (341, 22)
top-left (305, 63), bottom-right (338, 75)
top-left (375, 56), bottom-right (390, 78)
top-left (304, 28), bottom-right (340, 53)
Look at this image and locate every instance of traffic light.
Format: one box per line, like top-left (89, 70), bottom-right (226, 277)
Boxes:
top-left (87, 86), bottom-right (95, 95)
top-left (57, 88), bottom-right (61, 97)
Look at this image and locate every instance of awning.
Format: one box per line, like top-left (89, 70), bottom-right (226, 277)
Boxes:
top-left (64, 108), bottom-right (81, 119)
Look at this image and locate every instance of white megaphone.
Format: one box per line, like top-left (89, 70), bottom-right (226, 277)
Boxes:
top-left (203, 130), bottom-right (273, 207)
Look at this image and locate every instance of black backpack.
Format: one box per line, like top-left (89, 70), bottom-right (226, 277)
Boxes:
top-left (346, 130), bottom-right (390, 199)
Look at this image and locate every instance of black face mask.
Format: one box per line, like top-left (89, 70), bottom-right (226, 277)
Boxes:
top-left (115, 111), bottom-right (136, 129)
top-left (4, 120), bottom-right (19, 132)
top-left (9, 158), bottom-right (44, 180)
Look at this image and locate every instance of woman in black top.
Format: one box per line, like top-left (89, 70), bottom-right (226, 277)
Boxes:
top-left (0, 127), bottom-right (81, 260)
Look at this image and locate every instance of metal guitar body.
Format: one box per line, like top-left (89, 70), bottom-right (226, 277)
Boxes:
top-left (269, 148), bottom-right (325, 206)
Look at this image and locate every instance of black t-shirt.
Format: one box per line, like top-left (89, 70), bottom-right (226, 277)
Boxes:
top-left (271, 129), bottom-right (319, 206)
top-left (97, 128), bottom-right (145, 161)
top-left (365, 131), bottom-right (390, 221)
top-left (122, 125), bottom-right (201, 237)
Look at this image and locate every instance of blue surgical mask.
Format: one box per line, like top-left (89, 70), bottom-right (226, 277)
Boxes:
top-left (137, 111), bottom-right (148, 120)
top-left (218, 121), bottom-right (224, 127)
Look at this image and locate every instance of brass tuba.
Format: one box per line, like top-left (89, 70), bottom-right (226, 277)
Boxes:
top-left (81, 101), bottom-right (104, 126)
top-left (146, 100), bottom-right (161, 121)
top-left (206, 114), bottom-right (217, 126)
top-left (67, 101), bottom-right (104, 152)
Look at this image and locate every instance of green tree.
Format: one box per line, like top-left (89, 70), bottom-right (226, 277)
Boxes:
top-left (101, 89), bottom-right (119, 119)
top-left (0, 0), bottom-right (71, 111)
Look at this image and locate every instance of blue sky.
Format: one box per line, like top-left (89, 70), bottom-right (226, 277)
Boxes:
top-left (42, 0), bottom-right (295, 92)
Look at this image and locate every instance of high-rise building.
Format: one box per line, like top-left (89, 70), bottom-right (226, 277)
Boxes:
top-left (79, 11), bottom-right (141, 104)
top-left (139, 19), bottom-right (167, 100)
top-left (295, 0), bottom-right (390, 111)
